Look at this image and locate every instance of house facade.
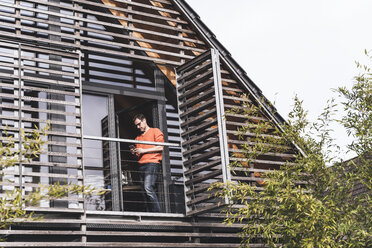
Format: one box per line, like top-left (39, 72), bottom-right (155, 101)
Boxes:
top-left (0, 0), bottom-right (297, 247)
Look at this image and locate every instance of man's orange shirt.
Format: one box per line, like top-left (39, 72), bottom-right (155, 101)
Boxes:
top-left (135, 128), bottom-right (164, 164)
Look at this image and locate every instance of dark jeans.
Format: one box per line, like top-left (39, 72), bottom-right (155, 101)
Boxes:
top-left (138, 163), bottom-right (161, 212)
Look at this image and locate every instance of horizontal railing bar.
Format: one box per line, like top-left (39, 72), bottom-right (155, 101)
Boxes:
top-left (83, 135), bottom-right (179, 147)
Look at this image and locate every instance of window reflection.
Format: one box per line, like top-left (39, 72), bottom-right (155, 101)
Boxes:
top-left (82, 94), bottom-right (108, 211)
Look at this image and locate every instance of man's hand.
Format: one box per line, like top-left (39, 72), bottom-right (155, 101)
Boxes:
top-left (134, 148), bottom-right (146, 154)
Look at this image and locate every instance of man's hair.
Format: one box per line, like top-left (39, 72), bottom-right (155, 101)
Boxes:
top-left (133, 113), bottom-right (146, 122)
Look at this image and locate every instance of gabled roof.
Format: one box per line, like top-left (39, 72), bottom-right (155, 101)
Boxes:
top-left (172, 0), bottom-right (308, 157)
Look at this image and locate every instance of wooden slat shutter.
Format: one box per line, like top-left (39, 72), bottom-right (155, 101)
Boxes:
top-left (0, 40), bottom-right (83, 210)
top-left (176, 49), bottom-right (230, 216)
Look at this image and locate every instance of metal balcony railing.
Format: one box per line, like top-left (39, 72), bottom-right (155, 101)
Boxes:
top-left (82, 135), bottom-right (183, 214)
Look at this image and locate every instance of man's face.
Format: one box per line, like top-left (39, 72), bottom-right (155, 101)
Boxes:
top-left (134, 118), bottom-right (147, 133)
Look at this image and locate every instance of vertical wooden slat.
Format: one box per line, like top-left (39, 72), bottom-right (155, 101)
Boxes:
top-left (17, 44), bottom-right (23, 191)
top-left (210, 49), bottom-right (230, 183)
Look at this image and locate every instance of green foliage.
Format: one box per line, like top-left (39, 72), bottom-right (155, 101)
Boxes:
top-left (213, 53), bottom-right (372, 247)
top-left (0, 127), bottom-right (96, 239)
top-left (337, 51), bottom-right (372, 157)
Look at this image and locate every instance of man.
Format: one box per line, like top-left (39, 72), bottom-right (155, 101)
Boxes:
top-left (130, 114), bottom-right (163, 212)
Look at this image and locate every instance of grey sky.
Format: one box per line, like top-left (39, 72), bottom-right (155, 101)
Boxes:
top-left (186, 0), bottom-right (372, 159)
